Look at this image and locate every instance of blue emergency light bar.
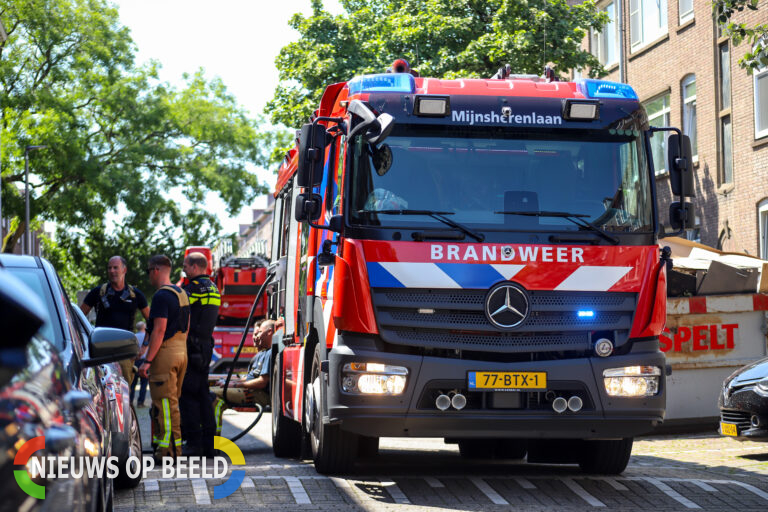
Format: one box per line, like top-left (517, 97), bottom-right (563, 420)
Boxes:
top-left (579, 79), bottom-right (638, 100)
top-left (577, 310), bottom-right (595, 318)
top-left (347, 73), bottom-right (416, 95)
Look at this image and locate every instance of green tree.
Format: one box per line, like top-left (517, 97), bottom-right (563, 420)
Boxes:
top-left (0, 0), bottom-right (288, 275)
top-left (713, 0), bottom-right (768, 71)
top-left (267, 0), bottom-right (609, 128)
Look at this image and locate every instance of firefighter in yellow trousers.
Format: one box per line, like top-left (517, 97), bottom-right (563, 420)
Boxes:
top-left (139, 254), bottom-right (189, 461)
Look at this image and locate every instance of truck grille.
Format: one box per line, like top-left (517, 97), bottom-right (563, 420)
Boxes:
top-left (371, 288), bottom-right (636, 353)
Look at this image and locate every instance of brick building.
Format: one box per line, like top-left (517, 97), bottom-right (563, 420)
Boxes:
top-left (581, 0), bottom-right (768, 257)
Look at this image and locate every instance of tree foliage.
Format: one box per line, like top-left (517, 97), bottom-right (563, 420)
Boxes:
top-left (713, 0), bottom-right (768, 72)
top-left (0, 0), bottom-right (288, 290)
top-left (267, 0), bottom-right (609, 128)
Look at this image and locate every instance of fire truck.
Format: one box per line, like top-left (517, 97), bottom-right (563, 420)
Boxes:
top-left (181, 245), bottom-right (269, 372)
top-left (266, 60), bottom-right (694, 475)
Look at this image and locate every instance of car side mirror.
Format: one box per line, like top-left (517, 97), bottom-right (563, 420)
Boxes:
top-left (327, 214), bottom-right (344, 234)
top-left (367, 113), bottom-right (395, 146)
top-left (668, 133), bottom-right (694, 197)
top-left (669, 201), bottom-right (693, 230)
top-left (297, 123), bottom-right (327, 189)
top-left (83, 328), bottom-right (138, 367)
top-left (295, 192), bottom-right (323, 222)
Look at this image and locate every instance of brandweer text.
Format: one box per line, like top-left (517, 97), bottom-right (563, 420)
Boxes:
top-left (430, 245), bottom-right (584, 263)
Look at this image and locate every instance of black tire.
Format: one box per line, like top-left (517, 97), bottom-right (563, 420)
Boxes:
top-left (115, 405), bottom-right (142, 489)
top-left (458, 439), bottom-right (497, 459)
top-left (309, 344), bottom-right (358, 474)
top-left (272, 352), bottom-right (302, 458)
top-left (358, 435), bottom-right (379, 458)
top-left (578, 438), bottom-right (633, 474)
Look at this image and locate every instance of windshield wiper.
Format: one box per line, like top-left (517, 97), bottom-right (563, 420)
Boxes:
top-left (495, 210), bottom-right (619, 245)
top-left (358, 209), bottom-right (485, 242)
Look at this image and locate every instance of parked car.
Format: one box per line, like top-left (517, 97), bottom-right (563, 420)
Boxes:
top-left (0, 255), bottom-right (140, 511)
top-left (719, 356), bottom-right (768, 440)
top-left (71, 304), bottom-right (143, 487)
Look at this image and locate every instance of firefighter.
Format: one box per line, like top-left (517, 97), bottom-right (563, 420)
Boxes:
top-left (138, 255), bottom-right (189, 461)
top-left (81, 256), bottom-right (149, 385)
top-left (179, 252), bottom-right (220, 456)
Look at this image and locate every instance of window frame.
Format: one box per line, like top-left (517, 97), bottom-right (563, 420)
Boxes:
top-left (759, 199), bottom-right (768, 260)
top-left (630, 0), bottom-right (669, 51)
top-left (591, 1), bottom-right (619, 67)
top-left (679, 0), bottom-right (694, 25)
top-left (644, 92), bottom-right (672, 175)
top-left (682, 74), bottom-right (698, 161)
top-left (754, 65), bottom-right (768, 139)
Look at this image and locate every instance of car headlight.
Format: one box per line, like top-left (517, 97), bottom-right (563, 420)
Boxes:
top-left (756, 377), bottom-right (768, 394)
top-left (603, 366), bottom-right (661, 397)
top-left (342, 363), bottom-right (408, 395)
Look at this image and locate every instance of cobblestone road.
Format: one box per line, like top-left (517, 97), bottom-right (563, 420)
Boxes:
top-left (114, 409), bottom-right (768, 511)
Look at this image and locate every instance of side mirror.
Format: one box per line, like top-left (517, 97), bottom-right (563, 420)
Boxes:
top-left (347, 100), bottom-right (378, 140)
top-left (367, 113), bottom-right (395, 146)
top-left (83, 328), bottom-right (138, 367)
top-left (327, 214), bottom-right (344, 234)
top-left (668, 133), bottom-right (694, 197)
top-left (297, 123), bottom-right (327, 189)
top-left (669, 201), bottom-right (693, 230)
top-left (295, 193), bottom-right (323, 222)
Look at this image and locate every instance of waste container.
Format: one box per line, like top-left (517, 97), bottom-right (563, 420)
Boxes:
top-left (662, 293), bottom-right (768, 425)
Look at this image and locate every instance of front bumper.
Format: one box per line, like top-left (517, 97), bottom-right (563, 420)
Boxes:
top-left (719, 382), bottom-right (768, 440)
top-left (327, 334), bottom-right (666, 439)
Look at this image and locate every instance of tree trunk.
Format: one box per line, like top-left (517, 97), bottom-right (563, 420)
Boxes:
top-left (1, 221), bottom-right (25, 253)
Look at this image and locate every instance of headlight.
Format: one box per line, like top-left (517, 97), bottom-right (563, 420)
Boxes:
top-left (603, 366), bottom-right (661, 397)
top-left (756, 377), bottom-right (768, 394)
top-left (342, 363), bottom-right (408, 395)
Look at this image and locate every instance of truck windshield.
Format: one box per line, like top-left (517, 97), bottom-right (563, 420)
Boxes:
top-left (349, 126), bottom-right (653, 234)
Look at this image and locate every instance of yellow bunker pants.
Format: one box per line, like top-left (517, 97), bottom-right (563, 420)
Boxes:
top-left (149, 333), bottom-right (187, 458)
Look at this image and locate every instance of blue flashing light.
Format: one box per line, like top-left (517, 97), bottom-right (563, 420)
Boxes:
top-left (347, 73), bottom-right (416, 95)
top-left (577, 310), bottom-right (595, 318)
top-left (579, 79), bottom-right (638, 100)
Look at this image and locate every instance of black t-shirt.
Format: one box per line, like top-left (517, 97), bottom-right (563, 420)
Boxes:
top-left (149, 286), bottom-right (188, 341)
top-left (83, 284), bottom-right (148, 331)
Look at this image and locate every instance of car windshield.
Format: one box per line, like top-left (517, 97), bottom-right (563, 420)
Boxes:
top-left (349, 125), bottom-right (653, 234)
top-left (9, 268), bottom-right (64, 350)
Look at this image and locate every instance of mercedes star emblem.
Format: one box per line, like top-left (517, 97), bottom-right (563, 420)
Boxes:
top-left (484, 282), bottom-right (530, 329)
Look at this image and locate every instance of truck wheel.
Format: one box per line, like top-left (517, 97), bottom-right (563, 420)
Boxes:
top-left (358, 435), bottom-right (379, 458)
top-left (458, 439), bottom-right (497, 459)
top-left (578, 438), bottom-right (633, 474)
top-left (271, 352), bottom-right (301, 458)
top-left (309, 345), bottom-right (358, 474)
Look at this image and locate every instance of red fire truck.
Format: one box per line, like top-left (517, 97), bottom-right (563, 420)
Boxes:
top-left (181, 246), bottom-right (269, 372)
top-left (267, 61), bottom-right (694, 475)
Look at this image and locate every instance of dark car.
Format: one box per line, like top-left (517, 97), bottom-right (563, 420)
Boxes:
top-left (0, 255), bottom-right (140, 511)
top-left (719, 356), bottom-right (768, 439)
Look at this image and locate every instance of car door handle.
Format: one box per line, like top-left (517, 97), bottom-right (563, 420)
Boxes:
top-left (44, 425), bottom-right (77, 454)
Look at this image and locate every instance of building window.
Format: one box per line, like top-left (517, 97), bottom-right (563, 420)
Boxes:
top-left (679, 0), bottom-right (694, 24)
top-left (760, 199), bottom-right (768, 259)
top-left (682, 74), bottom-right (697, 159)
top-left (721, 115), bottom-right (733, 184)
top-left (718, 41), bottom-right (732, 185)
top-left (591, 2), bottom-right (618, 66)
top-left (630, 0), bottom-right (668, 49)
top-left (645, 93), bottom-right (671, 174)
top-left (755, 65), bottom-right (768, 138)
top-left (719, 42), bottom-right (731, 110)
